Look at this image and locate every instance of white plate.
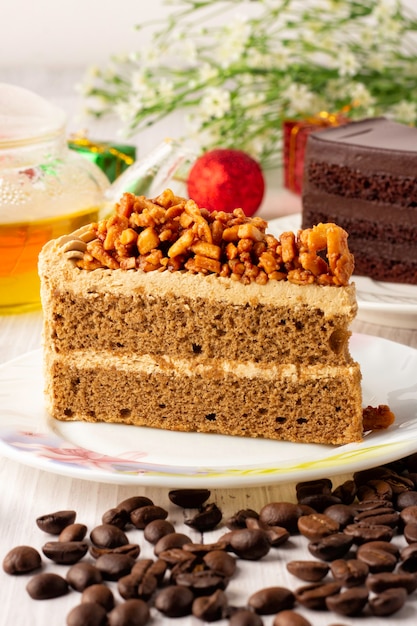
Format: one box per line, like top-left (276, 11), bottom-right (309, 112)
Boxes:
top-left (0, 335), bottom-right (416, 487)
top-left (268, 214), bottom-right (417, 329)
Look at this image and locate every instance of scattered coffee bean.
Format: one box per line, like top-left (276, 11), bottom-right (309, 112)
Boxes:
top-left (308, 533), bottom-right (353, 561)
top-left (3, 545), bottom-right (42, 575)
top-left (330, 558), bottom-right (369, 587)
top-left (396, 490), bottom-right (417, 509)
top-left (116, 496), bottom-right (153, 514)
top-left (355, 543), bottom-right (397, 573)
top-left (229, 608), bottom-right (263, 626)
top-left (203, 549), bottom-right (236, 578)
top-left (26, 572), bottom-right (69, 599)
top-left (154, 584), bottom-right (194, 617)
top-left (108, 598), bottom-right (150, 626)
top-left (143, 518), bottom-right (175, 544)
top-left (95, 553), bottom-right (136, 581)
top-left (90, 524), bottom-right (129, 549)
top-left (81, 583), bottom-right (115, 611)
top-left (245, 519), bottom-right (289, 547)
top-left (59, 523), bottom-right (88, 542)
top-left (66, 562), bottom-right (103, 591)
top-left (130, 505), bottom-right (168, 529)
top-left (323, 504), bottom-right (354, 528)
top-left (227, 528), bottom-right (270, 560)
top-left (295, 582), bottom-right (341, 611)
top-left (404, 522), bottom-right (417, 543)
top-left (259, 502), bottom-right (303, 533)
top-left (89, 543), bottom-right (140, 560)
top-left (185, 502), bottom-right (223, 532)
top-left (273, 610), bottom-right (312, 626)
top-left (332, 479), bottom-right (357, 505)
top-left (225, 508), bottom-right (259, 530)
top-left (343, 522), bottom-right (393, 543)
top-left (297, 513), bottom-right (339, 541)
top-left (101, 507), bottom-right (130, 529)
top-left (168, 488), bottom-right (211, 508)
top-left (36, 510), bottom-right (76, 535)
top-left (66, 602), bottom-right (107, 626)
top-left (366, 571), bottom-right (417, 594)
top-left (286, 560), bottom-right (329, 582)
top-left (154, 532), bottom-right (192, 556)
top-left (357, 479), bottom-right (393, 502)
top-left (248, 586), bottom-right (295, 615)
top-left (42, 541), bottom-right (88, 565)
top-left (368, 587), bottom-right (408, 616)
top-left (325, 587), bottom-right (369, 616)
top-left (192, 588), bottom-right (228, 621)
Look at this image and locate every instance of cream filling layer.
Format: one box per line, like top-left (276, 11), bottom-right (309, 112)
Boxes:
top-left (47, 350), bottom-right (360, 382)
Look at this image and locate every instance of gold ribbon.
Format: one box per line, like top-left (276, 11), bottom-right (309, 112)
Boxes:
top-left (69, 134), bottom-right (135, 167)
top-left (286, 111), bottom-right (348, 193)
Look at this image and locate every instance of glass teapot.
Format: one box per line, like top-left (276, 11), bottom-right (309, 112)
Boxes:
top-left (0, 83), bottom-right (110, 314)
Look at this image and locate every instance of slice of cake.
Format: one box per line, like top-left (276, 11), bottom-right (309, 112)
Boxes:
top-left (39, 190), bottom-right (362, 445)
top-left (301, 117), bottom-right (417, 284)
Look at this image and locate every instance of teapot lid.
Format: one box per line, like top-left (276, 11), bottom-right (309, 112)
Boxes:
top-left (0, 83), bottom-right (67, 145)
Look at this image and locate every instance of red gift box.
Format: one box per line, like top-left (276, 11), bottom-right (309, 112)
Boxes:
top-left (283, 113), bottom-right (348, 195)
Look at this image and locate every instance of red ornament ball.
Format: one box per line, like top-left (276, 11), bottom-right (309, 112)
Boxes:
top-left (187, 148), bottom-right (265, 216)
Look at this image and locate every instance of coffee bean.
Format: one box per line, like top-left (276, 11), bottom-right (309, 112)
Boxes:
top-left (228, 528), bottom-right (270, 560)
top-left (95, 553), bottom-right (136, 581)
top-left (245, 520), bottom-right (289, 547)
top-left (400, 504), bottom-right (417, 526)
top-left (192, 588), bottom-right (228, 621)
top-left (325, 587), bottom-right (368, 616)
top-left (308, 533), bottom-right (353, 561)
top-left (183, 540), bottom-right (229, 555)
top-left (399, 543), bottom-right (417, 573)
top-left (42, 541), bottom-right (88, 565)
top-left (248, 586), bottom-right (295, 614)
top-left (354, 507), bottom-right (400, 528)
top-left (26, 572), bottom-right (69, 599)
top-left (355, 543), bottom-right (397, 573)
top-left (89, 543), bottom-right (140, 560)
top-left (286, 560), bottom-right (329, 582)
top-left (297, 513), bottom-right (339, 541)
top-left (296, 478), bottom-right (333, 499)
top-left (366, 571), bottom-right (417, 594)
top-left (36, 510), bottom-right (76, 534)
top-left (168, 489), bottom-right (211, 508)
top-left (66, 602), bottom-right (107, 626)
top-left (143, 519), bottom-right (175, 544)
top-left (154, 532), bottom-right (192, 556)
top-left (368, 587), bottom-right (408, 616)
top-left (229, 608), bottom-right (263, 626)
top-left (259, 502), bottom-right (303, 533)
top-left (343, 522), bottom-right (393, 543)
top-left (185, 503), bottom-right (223, 532)
top-left (175, 570), bottom-right (228, 596)
top-left (154, 584), bottom-right (194, 617)
top-left (116, 496), bottom-right (153, 514)
top-left (158, 548), bottom-right (196, 569)
top-left (332, 480), bottom-right (357, 505)
top-left (90, 524), bottom-right (129, 549)
top-left (203, 550), bottom-right (236, 578)
top-left (137, 558), bottom-right (166, 583)
top-left (323, 504), bottom-right (354, 528)
top-left (101, 507), bottom-right (130, 529)
top-left (295, 581), bottom-right (341, 610)
top-left (59, 523), bottom-right (88, 542)
top-left (81, 584), bottom-right (115, 611)
top-left (396, 490), bottom-right (417, 509)
top-left (330, 559), bottom-right (369, 587)
top-left (66, 562), bottom-right (103, 591)
top-left (298, 494), bottom-right (342, 513)
top-left (357, 479), bottom-right (393, 502)
top-left (130, 505), bottom-right (168, 529)
top-left (225, 509), bottom-right (259, 530)
top-left (273, 610), bottom-right (312, 626)
top-left (108, 598), bottom-right (150, 626)
top-left (404, 522), bottom-right (417, 543)
top-left (3, 545), bottom-right (42, 575)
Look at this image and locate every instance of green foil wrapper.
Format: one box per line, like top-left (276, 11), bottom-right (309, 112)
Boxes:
top-left (68, 136), bottom-right (136, 182)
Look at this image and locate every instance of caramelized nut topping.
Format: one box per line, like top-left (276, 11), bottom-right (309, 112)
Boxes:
top-left (69, 190), bottom-right (354, 286)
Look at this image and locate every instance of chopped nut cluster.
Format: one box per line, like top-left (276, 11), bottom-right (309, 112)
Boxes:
top-left (74, 189), bottom-right (354, 286)
top-left (363, 405), bottom-right (396, 431)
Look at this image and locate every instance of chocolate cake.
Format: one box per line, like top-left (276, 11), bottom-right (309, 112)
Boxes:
top-left (301, 117), bottom-right (417, 284)
top-left (39, 190), bottom-right (363, 445)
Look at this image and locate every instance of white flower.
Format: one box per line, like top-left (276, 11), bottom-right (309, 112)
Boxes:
top-left (198, 63), bottom-right (219, 84)
top-left (157, 78), bottom-right (175, 99)
top-left (283, 83), bottom-right (317, 115)
top-left (350, 83), bottom-right (375, 109)
top-left (200, 87), bottom-right (231, 119)
top-left (389, 100), bottom-right (417, 124)
top-left (335, 51), bottom-right (360, 77)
